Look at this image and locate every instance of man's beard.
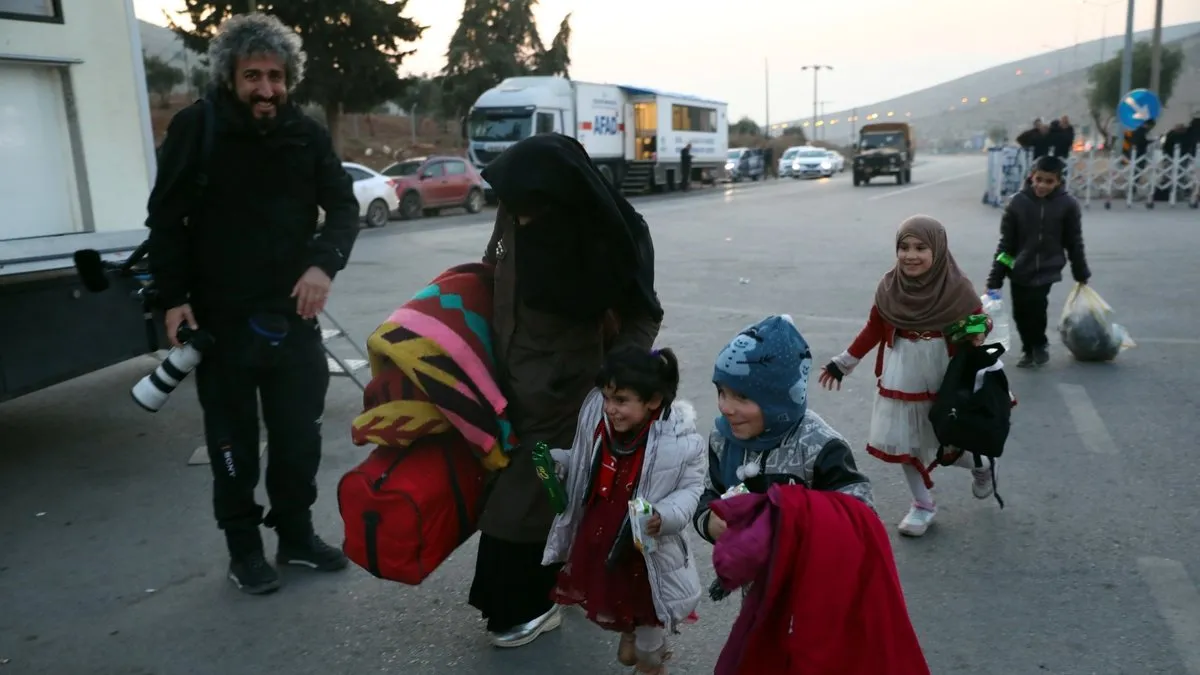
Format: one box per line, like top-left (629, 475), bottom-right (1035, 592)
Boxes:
top-left (244, 95), bottom-right (283, 133)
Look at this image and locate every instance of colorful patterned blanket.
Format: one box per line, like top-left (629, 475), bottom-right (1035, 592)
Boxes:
top-left (350, 263), bottom-right (517, 471)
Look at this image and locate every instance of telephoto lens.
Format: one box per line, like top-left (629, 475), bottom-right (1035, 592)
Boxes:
top-left (130, 325), bottom-right (216, 412)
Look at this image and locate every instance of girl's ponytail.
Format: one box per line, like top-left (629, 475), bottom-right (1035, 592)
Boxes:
top-left (653, 348), bottom-right (681, 406)
top-left (595, 345), bottom-right (683, 410)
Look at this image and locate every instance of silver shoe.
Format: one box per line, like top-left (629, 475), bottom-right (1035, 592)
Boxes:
top-left (489, 605), bottom-right (563, 648)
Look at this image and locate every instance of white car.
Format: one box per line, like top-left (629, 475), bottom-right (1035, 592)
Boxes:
top-left (341, 162), bottom-right (401, 228)
top-left (825, 150), bottom-right (846, 173)
top-left (790, 147), bottom-right (836, 179)
top-left (778, 146), bottom-right (806, 177)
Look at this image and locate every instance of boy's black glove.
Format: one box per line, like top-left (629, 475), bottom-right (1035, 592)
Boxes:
top-left (824, 361), bottom-right (844, 382)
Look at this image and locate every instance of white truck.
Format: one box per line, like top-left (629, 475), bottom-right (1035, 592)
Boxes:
top-left (464, 76), bottom-right (729, 198)
top-left (0, 0), bottom-right (163, 404)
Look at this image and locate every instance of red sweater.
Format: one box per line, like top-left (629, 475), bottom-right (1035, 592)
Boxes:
top-left (845, 304), bottom-right (987, 378)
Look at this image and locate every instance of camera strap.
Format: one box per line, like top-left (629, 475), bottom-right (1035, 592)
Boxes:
top-left (192, 95), bottom-right (216, 209)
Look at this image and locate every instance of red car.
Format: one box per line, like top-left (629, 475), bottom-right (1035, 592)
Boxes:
top-left (380, 156), bottom-right (486, 220)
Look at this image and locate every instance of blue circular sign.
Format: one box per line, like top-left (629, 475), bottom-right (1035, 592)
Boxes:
top-left (1117, 88), bottom-right (1162, 130)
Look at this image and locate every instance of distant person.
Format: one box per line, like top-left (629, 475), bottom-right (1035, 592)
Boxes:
top-left (145, 13), bottom-right (360, 594)
top-left (680, 143), bottom-right (693, 191)
top-left (1057, 115), bottom-right (1076, 157)
top-left (1016, 118), bottom-right (1050, 160)
top-left (1162, 123), bottom-right (1189, 159)
top-left (1186, 113), bottom-right (1200, 159)
top-left (763, 145), bottom-right (775, 179)
top-left (985, 156), bottom-right (1091, 369)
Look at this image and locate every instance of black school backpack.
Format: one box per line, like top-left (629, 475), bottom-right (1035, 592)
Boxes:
top-left (929, 342), bottom-right (1012, 507)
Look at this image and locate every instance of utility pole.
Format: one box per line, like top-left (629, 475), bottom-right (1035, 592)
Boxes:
top-left (851, 107), bottom-right (857, 146)
top-left (801, 64), bottom-right (832, 143)
top-left (764, 58), bottom-right (770, 139)
top-left (1150, 0), bottom-right (1164, 94)
top-left (1118, 0), bottom-right (1135, 114)
top-left (819, 100), bottom-right (833, 141)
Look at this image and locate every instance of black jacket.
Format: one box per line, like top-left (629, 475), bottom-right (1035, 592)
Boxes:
top-left (145, 91), bottom-right (359, 318)
top-left (987, 184), bottom-right (1090, 289)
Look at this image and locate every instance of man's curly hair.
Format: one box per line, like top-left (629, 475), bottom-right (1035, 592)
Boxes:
top-left (207, 12), bottom-right (307, 91)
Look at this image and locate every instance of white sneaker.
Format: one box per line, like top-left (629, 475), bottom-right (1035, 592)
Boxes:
top-left (898, 503), bottom-right (936, 537)
top-left (972, 466), bottom-right (994, 500)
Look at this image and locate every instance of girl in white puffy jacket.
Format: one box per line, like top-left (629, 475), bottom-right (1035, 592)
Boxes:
top-left (542, 346), bottom-right (706, 675)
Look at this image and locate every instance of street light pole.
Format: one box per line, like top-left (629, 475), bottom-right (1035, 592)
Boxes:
top-left (1118, 0), bottom-right (1135, 112)
top-left (801, 64), bottom-right (832, 143)
top-left (1150, 0), bottom-right (1164, 94)
top-left (764, 58), bottom-right (770, 139)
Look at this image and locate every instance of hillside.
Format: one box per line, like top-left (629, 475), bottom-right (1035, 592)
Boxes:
top-left (785, 22), bottom-right (1200, 145)
top-left (911, 33), bottom-right (1200, 148)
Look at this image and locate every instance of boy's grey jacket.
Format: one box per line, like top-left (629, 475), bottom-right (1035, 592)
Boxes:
top-left (691, 409), bottom-right (875, 544)
top-left (542, 388), bottom-right (706, 633)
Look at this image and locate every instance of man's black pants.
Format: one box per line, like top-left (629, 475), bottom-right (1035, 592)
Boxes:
top-left (194, 315), bottom-right (330, 547)
top-left (1010, 283), bottom-right (1054, 353)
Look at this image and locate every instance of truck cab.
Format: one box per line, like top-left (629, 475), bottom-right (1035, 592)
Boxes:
top-left (464, 78), bottom-right (574, 203)
top-left (852, 122), bottom-right (914, 186)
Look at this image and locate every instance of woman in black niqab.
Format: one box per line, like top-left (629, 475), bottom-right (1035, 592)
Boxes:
top-left (469, 133), bottom-right (664, 648)
top-left (481, 133), bottom-right (663, 323)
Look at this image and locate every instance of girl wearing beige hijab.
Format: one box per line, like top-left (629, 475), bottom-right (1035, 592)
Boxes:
top-left (817, 216), bottom-right (991, 537)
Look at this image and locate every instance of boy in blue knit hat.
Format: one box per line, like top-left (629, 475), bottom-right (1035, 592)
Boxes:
top-left (692, 315), bottom-right (875, 543)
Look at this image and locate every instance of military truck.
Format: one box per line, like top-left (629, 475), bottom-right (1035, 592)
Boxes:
top-left (852, 122), bottom-right (914, 186)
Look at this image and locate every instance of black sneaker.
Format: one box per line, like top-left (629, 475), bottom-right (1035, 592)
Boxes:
top-left (229, 552), bottom-right (282, 595)
top-left (1032, 346), bottom-right (1050, 367)
top-left (1016, 352), bottom-right (1035, 368)
top-left (277, 533), bottom-right (349, 571)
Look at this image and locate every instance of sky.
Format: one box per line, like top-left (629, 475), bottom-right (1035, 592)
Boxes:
top-left (134, 0), bottom-right (1200, 123)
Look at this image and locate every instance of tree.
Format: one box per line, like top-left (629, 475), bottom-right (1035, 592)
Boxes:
top-left (169, 1), bottom-right (426, 152)
top-left (1086, 40), bottom-right (1185, 139)
top-left (189, 66), bottom-right (210, 95)
top-left (732, 116), bottom-right (760, 135)
top-left (144, 53), bottom-right (185, 108)
top-left (533, 13), bottom-right (572, 76)
top-left (781, 126), bottom-right (807, 143)
top-left (441, 0), bottom-right (573, 116)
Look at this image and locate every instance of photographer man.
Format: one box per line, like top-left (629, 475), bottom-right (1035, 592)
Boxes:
top-left (145, 13), bottom-right (360, 595)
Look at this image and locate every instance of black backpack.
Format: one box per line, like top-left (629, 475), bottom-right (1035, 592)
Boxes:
top-left (929, 342), bottom-right (1012, 507)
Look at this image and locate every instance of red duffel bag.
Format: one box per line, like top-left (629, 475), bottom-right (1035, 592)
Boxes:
top-left (338, 435), bottom-right (488, 585)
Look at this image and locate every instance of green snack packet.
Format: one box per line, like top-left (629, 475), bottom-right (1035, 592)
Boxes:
top-left (532, 442), bottom-right (569, 514)
top-left (945, 314), bottom-right (990, 342)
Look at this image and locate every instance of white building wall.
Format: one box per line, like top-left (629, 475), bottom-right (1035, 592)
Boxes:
top-left (0, 0), bottom-right (155, 237)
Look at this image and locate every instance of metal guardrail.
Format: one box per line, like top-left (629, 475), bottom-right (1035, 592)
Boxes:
top-left (984, 146), bottom-right (1200, 210)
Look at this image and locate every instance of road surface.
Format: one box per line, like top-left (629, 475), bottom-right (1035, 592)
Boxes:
top-left (3, 156), bottom-right (1199, 675)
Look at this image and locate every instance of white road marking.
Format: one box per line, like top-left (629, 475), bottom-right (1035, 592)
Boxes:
top-left (867, 168), bottom-right (987, 201)
top-left (1137, 557), bottom-right (1200, 675)
top-left (1134, 336), bottom-right (1200, 346)
top-left (1056, 383), bottom-right (1119, 455)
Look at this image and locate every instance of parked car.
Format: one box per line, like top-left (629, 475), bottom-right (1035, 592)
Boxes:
top-left (825, 150), bottom-right (846, 173)
top-left (342, 162), bottom-right (401, 228)
top-left (380, 156), bottom-right (486, 220)
top-left (724, 147), bottom-right (765, 182)
top-left (777, 146), bottom-right (806, 178)
top-left (789, 147), bottom-right (836, 179)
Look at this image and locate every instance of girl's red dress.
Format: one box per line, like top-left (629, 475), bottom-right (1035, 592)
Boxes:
top-left (551, 418), bottom-right (663, 633)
